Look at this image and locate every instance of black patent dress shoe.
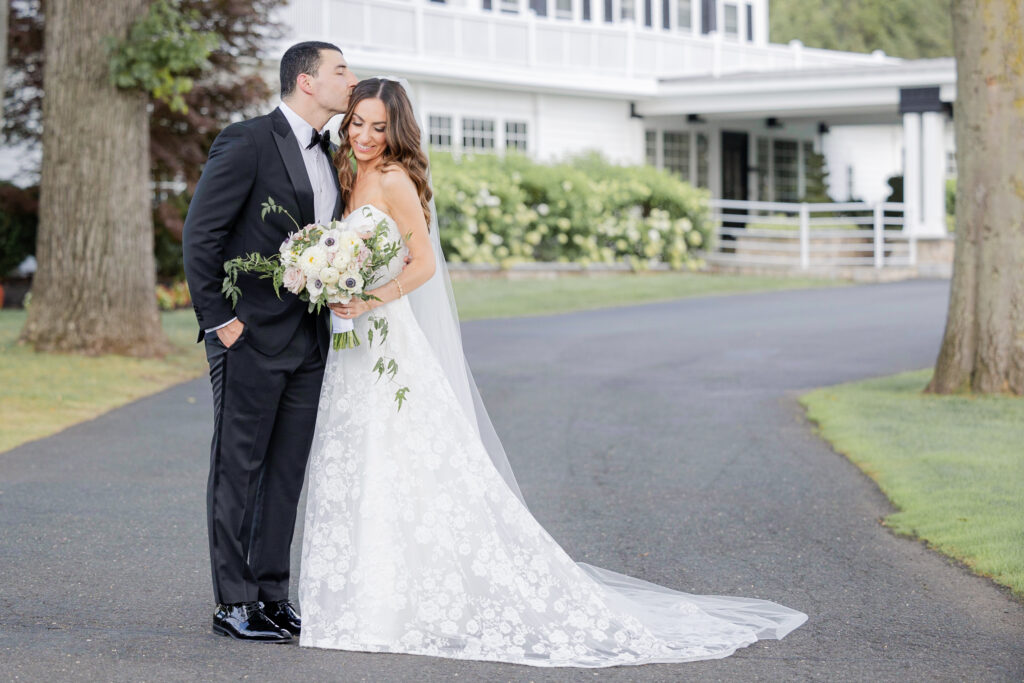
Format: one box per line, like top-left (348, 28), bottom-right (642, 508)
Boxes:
top-left (212, 602), bottom-right (291, 642)
top-left (262, 599), bottom-right (301, 636)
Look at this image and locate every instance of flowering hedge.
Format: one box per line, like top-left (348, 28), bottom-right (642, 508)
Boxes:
top-left (430, 151), bottom-right (710, 269)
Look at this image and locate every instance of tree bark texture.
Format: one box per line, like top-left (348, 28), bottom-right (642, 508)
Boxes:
top-left (21, 0), bottom-right (169, 355)
top-left (928, 0), bottom-right (1024, 395)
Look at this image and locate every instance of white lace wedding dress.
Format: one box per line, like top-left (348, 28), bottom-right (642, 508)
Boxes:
top-left (299, 204), bottom-right (807, 667)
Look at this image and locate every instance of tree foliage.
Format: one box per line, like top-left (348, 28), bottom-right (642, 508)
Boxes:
top-left (770, 0), bottom-right (953, 58)
top-left (107, 0), bottom-right (220, 113)
top-left (3, 0), bottom-right (285, 237)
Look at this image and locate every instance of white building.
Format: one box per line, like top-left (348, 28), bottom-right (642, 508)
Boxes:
top-left (281, 0), bottom-right (956, 239)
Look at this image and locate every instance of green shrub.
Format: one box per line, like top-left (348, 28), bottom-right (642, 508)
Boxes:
top-left (154, 190), bottom-right (188, 279)
top-left (0, 184), bottom-right (39, 277)
top-left (429, 151), bottom-right (710, 269)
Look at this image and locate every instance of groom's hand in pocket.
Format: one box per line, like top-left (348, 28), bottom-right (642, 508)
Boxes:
top-left (216, 319), bottom-right (245, 348)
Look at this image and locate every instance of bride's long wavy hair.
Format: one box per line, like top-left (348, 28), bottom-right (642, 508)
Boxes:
top-left (336, 78), bottom-right (432, 227)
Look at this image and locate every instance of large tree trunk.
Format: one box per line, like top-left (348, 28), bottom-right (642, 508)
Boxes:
top-left (21, 0), bottom-right (169, 356)
top-left (927, 0), bottom-right (1024, 395)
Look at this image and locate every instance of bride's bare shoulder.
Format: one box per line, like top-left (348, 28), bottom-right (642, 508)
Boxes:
top-left (379, 165), bottom-right (418, 211)
top-left (380, 164), bottom-right (415, 191)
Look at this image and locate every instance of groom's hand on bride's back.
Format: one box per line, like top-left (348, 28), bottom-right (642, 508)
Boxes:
top-left (216, 319), bottom-right (245, 348)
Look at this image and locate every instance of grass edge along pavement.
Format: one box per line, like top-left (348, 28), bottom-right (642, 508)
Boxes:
top-left (801, 369), bottom-right (1024, 599)
top-left (0, 271), bottom-right (840, 454)
top-left (0, 309), bottom-right (207, 454)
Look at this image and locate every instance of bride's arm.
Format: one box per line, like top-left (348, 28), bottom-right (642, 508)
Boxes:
top-left (336, 167), bottom-right (435, 318)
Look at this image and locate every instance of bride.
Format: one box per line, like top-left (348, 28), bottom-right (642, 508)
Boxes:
top-left (298, 77), bottom-right (807, 667)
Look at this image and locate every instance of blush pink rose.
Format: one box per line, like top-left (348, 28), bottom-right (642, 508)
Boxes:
top-left (282, 266), bottom-right (306, 295)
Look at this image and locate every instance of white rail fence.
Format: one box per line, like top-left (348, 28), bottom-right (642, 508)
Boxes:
top-left (708, 200), bottom-right (915, 270)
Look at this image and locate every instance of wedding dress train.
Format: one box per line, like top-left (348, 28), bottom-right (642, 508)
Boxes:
top-left (298, 204), bottom-right (806, 667)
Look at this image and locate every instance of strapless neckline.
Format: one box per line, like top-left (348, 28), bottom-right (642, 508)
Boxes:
top-left (342, 203), bottom-right (395, 224)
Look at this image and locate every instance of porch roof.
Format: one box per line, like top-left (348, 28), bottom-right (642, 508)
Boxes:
top-left (636, 58), bottom-right (956, 125)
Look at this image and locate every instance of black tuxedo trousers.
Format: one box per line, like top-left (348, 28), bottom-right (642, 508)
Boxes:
top-left (204, 313), bottom-right (324, 604)
top-left (183, 108), bottom-right (341, 604)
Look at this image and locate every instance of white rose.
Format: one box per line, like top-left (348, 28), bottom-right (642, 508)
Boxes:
top-left (319, 266), bottom-right (341, 285)
top-left (338, 230), bottom-right (362, 250)
top-left (331, 248), bottom-right (352, 271)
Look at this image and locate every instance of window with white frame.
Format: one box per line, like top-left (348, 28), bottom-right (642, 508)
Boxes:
top-left (724, 3), bottom-right (739, 36)
top-left (555, 0), bottom-right (573, 19)
top-left (773, 139), bottom-right (799, 202)
top-left (663, 132), bottom-right (690, 179)
top-left (677, 0), bottom-right (692, 29)
top-left (462, 118), bottom-right (495, 152)
top-left (801, 140), bottom-right (815, 198)
top-left (506, 121), bottom-right (529, 152)
top-left (621, 0), bottom-right (636, 21)
top-left (757, 137), bottom-right (771, 200)
top-left (645, 130), bottom-right (658, 166)
top-left (428, 115), bottom-right (452, 150)
top-left (696, 132), bottom-right (709, 188)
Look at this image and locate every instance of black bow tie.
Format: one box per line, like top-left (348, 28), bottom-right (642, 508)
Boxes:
top-left (307, 129), bottom-right (332, 155)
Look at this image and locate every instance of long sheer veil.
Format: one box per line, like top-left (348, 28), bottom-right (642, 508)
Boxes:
top-left (381, 76), bottom-right (527, 505)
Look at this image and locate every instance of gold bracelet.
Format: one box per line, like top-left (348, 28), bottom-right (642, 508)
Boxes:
top-left (394, 277), bottom-right (405, 298)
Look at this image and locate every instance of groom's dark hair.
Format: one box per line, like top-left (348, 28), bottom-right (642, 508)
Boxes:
top-left (280, 41), bottom-right (343, 98)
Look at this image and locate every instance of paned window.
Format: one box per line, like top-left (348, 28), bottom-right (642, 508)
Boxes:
top-left (696, 132), bottom-right (709, 188)
top-left (724, 3), bottom-right (738, 36)
top-left (663, 132), bottom-right (690, 179)
top-left (645, 130), bottom-right (657, 166)
top-left (773, 139), bottom-right (799, 202)
top-left (677, 0), bottom-right (692, 29)
top-left (429, 115), bottom-right (452, 150)
top-left (506, 121), bottom-right (529, 152)
top-left (462, 118), bottom-right (496, 152)
top-left (757, 137), bottom-right (771, 200)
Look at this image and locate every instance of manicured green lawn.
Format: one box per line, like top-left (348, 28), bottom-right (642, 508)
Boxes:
top-left (0, 272), bottom-right (836, 453)
top-left (802, 370), bottom-right (1024, 598)
top-left (0, 309), bottom-right (206, 453)
top-left (451, 271), bottom-right (839, 320)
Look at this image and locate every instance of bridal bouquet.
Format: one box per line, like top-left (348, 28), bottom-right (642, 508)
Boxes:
top-left (222, 198), bottom-right (410, 407)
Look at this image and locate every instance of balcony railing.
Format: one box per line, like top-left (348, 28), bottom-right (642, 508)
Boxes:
top-left (280, 0), bottom-right (888, 82)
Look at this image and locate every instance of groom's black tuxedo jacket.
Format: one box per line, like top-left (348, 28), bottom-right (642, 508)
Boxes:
top-left (183, 108), bottom-right (341, 357)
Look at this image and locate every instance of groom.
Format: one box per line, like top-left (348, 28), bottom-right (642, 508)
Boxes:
top-left (183, 41), bottom-right (357, 642)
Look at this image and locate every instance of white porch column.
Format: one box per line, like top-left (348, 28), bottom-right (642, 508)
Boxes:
top-left (920, 110), bottom-right (948, 236)
top-left (902, 111), bottom-right (922, 235)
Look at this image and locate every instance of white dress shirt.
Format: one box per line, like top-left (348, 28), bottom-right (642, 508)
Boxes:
top-left (207, 103), bottom-right (339, 334)
top-left (277, 100), bottom-right (339, 226)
